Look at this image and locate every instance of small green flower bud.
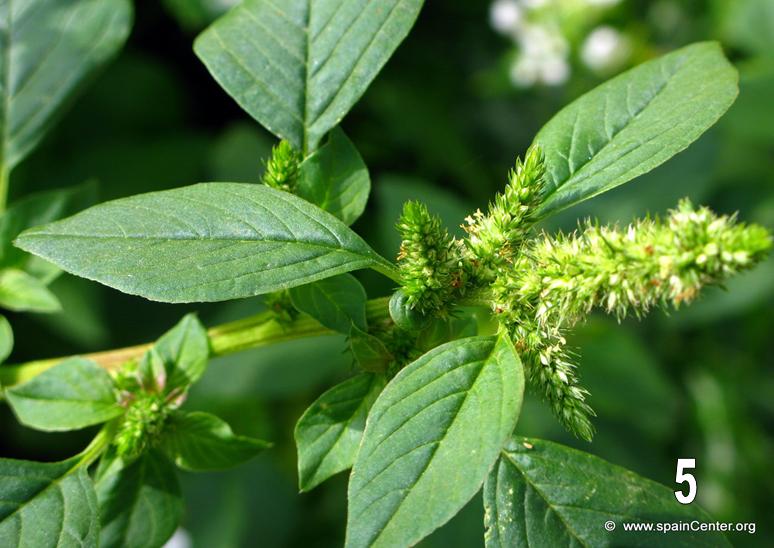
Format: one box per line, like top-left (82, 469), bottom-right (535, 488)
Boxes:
top-left (263, 140), bottom-right (302, 192)
top-left (389, 289), bottom-right (431, 331)
top-left (113, 392), bottom-right (171, 459)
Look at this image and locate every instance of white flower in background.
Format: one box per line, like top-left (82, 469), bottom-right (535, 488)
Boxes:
top-left (581, 26), bottom-right (631, 72)
top-left (489, 0), bottom-right (630, 88)
top-left (510, 23), bottom-right (570, 86)
top-left (490, 0), bottom-right (523, 35)
top-left (540, 54), bottom-right (571, 84)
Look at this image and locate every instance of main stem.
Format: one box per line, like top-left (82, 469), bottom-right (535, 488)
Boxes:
top-left (1, 297), bottom-right (391, 387)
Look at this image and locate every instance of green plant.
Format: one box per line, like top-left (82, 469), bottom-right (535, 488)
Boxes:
top-left (0, 1), bottom-right (770, 547)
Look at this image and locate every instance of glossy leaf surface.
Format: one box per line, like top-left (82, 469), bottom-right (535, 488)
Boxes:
top-left (16, 183), bottom-right (396, 302)
top-left (535, 42), bottom-right (737, 217)
top-left (346, 334), bottom-right (524, 547)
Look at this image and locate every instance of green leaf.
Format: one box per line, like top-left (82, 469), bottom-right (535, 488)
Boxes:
top-left (153, 313), bottom-right (210, 391)
top-left (0, 458), bottom-right (99, 547)
top-left (483, 437), bottom-right (731, 547)
top-left (0, 268), bottom-right (60, 312)
top-left (349, 325), bottom-right (392, 373)
top-left (0, 0), bottom-right (133, 171)
top-left (295, 373), bottom-right (385, 492)
top-left (15, 183), bottom-right (398, 303)
top-left (289, 273), bottom-right (367, 333)
top-left (160, 411), bottom-right (269, 471)
top-left (194, 0), bottom-right (424, 152)
top-left (296, 128), bottom-right (370, 225)
top-left (0, 313), bottom-right (12, 363)
top-left (534, 42), bottom-right (738, 218)
top-left (0, 183), bottom-right (98, 277)
top-left (96, 451), bottom-right (183, 548)
top-left (5, 357), bottom-right (122, 431)
top-left (346, 334), bottom-right (524, 547)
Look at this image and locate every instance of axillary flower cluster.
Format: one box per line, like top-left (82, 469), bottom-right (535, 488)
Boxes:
top-left (111, 350), bottom-right (185, 459)
top-left (396, 146), bottom-right (772, 441)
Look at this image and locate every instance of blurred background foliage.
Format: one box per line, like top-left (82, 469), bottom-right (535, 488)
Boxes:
top-left (1, 0), bottom-right (772, 546)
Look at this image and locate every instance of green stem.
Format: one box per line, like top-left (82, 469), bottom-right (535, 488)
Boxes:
top-left (1, 297), bottom-right (392, 387)
top-left (373, 260), bottom-right (402, 284)
top-left (73, 424), bottom-right (114, 470)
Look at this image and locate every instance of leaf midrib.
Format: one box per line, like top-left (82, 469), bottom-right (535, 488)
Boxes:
top-left (304, 396), bottom-right (366, 484)
top-left (539, 52), bottom-right (688, 208)
top-left (300, 0), bottom-right (405, 153)
top-left (501, 451), bottom-right (590, 548)
top-left (19, 232), bottom-right (365, 248)
top-left (0, 460), bottom-right (81, 538)
top-left (365, 356), bottom-right (495, 545)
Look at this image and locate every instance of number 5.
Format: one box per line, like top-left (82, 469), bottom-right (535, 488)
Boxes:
top-left (674, 458), bottom-right (696, 504)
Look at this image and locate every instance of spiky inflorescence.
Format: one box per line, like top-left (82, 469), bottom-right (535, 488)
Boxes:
top-left (464, 145), bottom-right (546, 279)
top-left (113, 391), bottom-right (171, 459)
top-left (508, 314), bottom-right (596, 441)
top-left (396, 201), bottom-right (465, 316)
top-left (263, 140), bottom-right (302, 192)
top-left (492, 199), bottom-right (772, 440)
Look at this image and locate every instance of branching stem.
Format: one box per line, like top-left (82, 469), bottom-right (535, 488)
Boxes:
top-left (1, 297), bottom-right (392, 387)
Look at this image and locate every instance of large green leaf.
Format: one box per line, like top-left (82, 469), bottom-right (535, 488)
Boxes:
top-left (0, 0), bottom-right (132, 172)
top-left (5, 357), bottom-right (122, 431)
top-left (534, 42), bottom-right (738, 218)
top-left (289, 273), bottom-right (367, 333)
top-left (160, 411), bottom-right (269, 471)
top-left (346, 334), bottom-right (524, 548)
top-left (15, 183), bottom-right (397, 303)
top-left (153, 313), bottom-right (210, 392)
top-left (97, 451), bottom-right (183, 548)
top-left (0, 458), bottom-right (99, 547)
top-left (194, 0), bottom-right (424, 152)
top-left (296, 128), bottom-right (370, 225)
top-left (0, 267), bottom-right (60, 312)
top-left (483, 437), bottom-right (730, 547)
top-left (295, 373), bottom-right (384, 492)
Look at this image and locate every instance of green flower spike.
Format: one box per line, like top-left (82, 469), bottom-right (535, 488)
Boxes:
top-left (396, 201), bottom-right (465, 316)
top-left (464, 145), bottom-right (545, 279)
top-left (492, 198), bottom-right (771, 440)
top-left (263, 139), bottom-right (302, 192)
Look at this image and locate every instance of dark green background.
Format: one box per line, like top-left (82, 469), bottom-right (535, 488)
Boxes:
top-left (1, 0), bottom-right (772, 546)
